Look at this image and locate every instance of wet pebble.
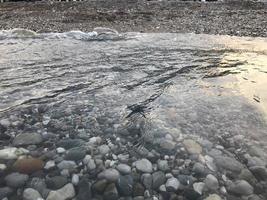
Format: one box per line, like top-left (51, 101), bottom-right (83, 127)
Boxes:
top-left (165, 177), bottom-right (180, 192)
top-left (0, 187), bottom-right (13, 199)
top-left (22, 188), bottom-right (42, 200)
top-left (228, 180), bottom-right (254, 196)
top-left (5, 172), bottom-right (29, 188)
top-left (193, 182), bottom-right (205, 195)
top-left (152, 171), bottom-right (166, 190)
top-left (44, 160), bottom-right (56, 170)
top-left (103, 183), bottom-right (118, 200)
top-left (117, 164), bottom-right (131, 175)
top-left (98, 145), bottom-right (110, 155)
top-left (214, 156), bottom-right (243, 173)
top-left (204, 174), bottom-right (219, 191)
top-left (204, 194), bottom-right (222, 200)
top-left (13, 133), bottom-right (43, 146)
top-left (98, 168), bottom-right (120, 182)
top-left (13, 158), bottom-right (44, 174)
top-left (116, 175), bottom-right (133, 196)
top-left (46, 183), bottom-right (75, 200)
top-left (0, 147), bottom-right (29, 160)
top-left (183, 139), bottom-right (202, 154)
top-left (157, 160), bottom-right (169, 172)
top-left (141, 173), bottom-right (152, 189)
top-left (57, 160), bottom-right (77, 170)
top-left (46, 176), bottom-right (68, 190)
top-left (135, 159), bottom-right (153, 173)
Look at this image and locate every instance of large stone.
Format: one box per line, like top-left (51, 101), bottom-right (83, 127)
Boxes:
top-left (0, 147), bottom-right (29, 160)
top-left (204, 174), bottom-right (219, 191)
top-left (214, 156), bottom-right (243, 173)
top-left (23, 188), bottom-right (42, 200)
top-left (116, 175), bottom-right (133, 196)
top-left (92, 179), bottom-right (108, 194)
top-left (5, 172), bottom-right (29, 188)
top-left (159, 139), bottom-right (176, 151)
top-left (192, 162), bottom-right (206, 176)
top-left (98, 168), bottom-right (120, 182)
top-left (46, 183), bottom-right (75, 200)
top-left (103, 183), bottom-right (118, 200)
top-left (117, 164), bottom-right (131, 175)
top-left (193, 182), bottom-right (205, 195)
top-left (165, 177), bottom-right (180, 192)
top-left (183, 139), bottom-right (202, 154)
top-left (133, 183), bottom-right (145, 197)
top-left (98, 145), bottom-right (110, 155)
top-left (13, 133), bottom-right (43, 146)
top-left (28, 177), bottom-right (49, 198)
top-left (228, 180), bottom-right (254, 196)
top-left (152, 171), bottom-right (166, 190)
top-left (13, 158), bottom-right (44, 174)
top-left (135, 159), bottom-right (153, 173)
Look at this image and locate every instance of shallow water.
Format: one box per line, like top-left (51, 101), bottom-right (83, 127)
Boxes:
top-left (0, 29), bottom-right (267, 148)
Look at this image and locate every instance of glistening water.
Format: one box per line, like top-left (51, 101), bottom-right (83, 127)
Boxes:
top-left (1, 29), bottom-right (267, 199)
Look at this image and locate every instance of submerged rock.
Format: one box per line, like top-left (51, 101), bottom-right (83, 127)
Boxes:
top-left (23, 188), bottom-right (42, 200)
top-left (204, 194), bottom-right (222, 200)
top-left (183, 139), bottom-right (202, 154)
top-left (103, 183), bottom-right (118, 200)
top-left (152, 171), bottom-right (166, 190)
top-left (116, 175), bottom-right (133, 196)
top-left (98, 168), bottom-right (120, 182)
top-left (165, 177), bottom-right (180, 192)
top-left (214, 156), bottom-right (243, 172)
top-left (204, 174), bottom-right (219, 191)
top-left (13, 158), bottom-right (44, 174)
top-left (0, 147), bottom-right (29, 160)
top-left (13, 133), bottom-right (43, 146)
top-left (228, 180), bottom-right (253, 196)
top-left (135, 159), bottom-right (153, 173)
top-left (5, 172), bottom-right (29, 188)
top-left (117, 164), bottom-right (131, 175)
top-left (46, 183), bottom-right (75, 200)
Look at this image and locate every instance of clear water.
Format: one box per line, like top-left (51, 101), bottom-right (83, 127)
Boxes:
top-left (0, 29), bottom-right (267, 149)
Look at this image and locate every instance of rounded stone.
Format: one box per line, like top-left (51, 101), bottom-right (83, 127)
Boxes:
top-left (135, 159), bottom-right (153, 173)
top-left (5, 172), bottom-right (29, 188)
top-left (98, 168), bottom-right (120, 182)
top-left (183, 139), bottom-right (202, 154)
top-left (204, 174), bottom-right (219, 191)
top-left (228, 180), bottom-right (254, 196)
top-left (117, 164), bottom-right (131, 175)
top-left (204, 194), bottom-right (222, 200)
top-left (165, 177), bottom-right (180, 192)
top-left (13, 133), bottom-right (43, 146)
top-left (152, 171), bottom-right (166, 190)
top-left (23, 188), bottom-right (42, 200)
top-left (13, 158), bottom-right (44, 174)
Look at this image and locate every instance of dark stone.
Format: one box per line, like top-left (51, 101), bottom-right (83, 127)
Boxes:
top-left (0, 187), bottom-right (13, 199)
top-left (152, 171), bottom-right (166, 190)
top-left (116, 175), bottom-right (133, 196)
top-left (183, 188), bottom-right (201, 200)
top-left (103, 183), bottom-right (119, 200)
top-left (92, 179), bottom-right (108, 194)
top-left (133, 183), bottom-right (145, 197)
top-left (46, 176), bottom-right (68, 190)
top-left (65, 148), bottom-right (86, 161)
top-left (249, 166), bottom-right (267, 181)
top-left (77, 178), bottom-right (92, 200)
top-left (13, 133), bottom-right (43, 146)
top-left (57, 139), bottom-right (85, 149)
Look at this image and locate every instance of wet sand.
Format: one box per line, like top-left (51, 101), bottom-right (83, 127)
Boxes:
top-left (0, 0), bottom-right (267, 37)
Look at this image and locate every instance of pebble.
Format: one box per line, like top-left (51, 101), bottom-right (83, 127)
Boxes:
top-left (23, 188), bottom-right (42, 200)
top-left (193, 182), bottom-right (205, 195)
top-left (204, 174), bottom-right (219, 191)
top-left (76, 178), bottom-right (92, 200)
top-left (228, 180), bottom-right (254, 196)
top-left (141, 173), bottom-right (153, 189)
top-left (165, 177), bottom-right (180, 192)
top-left (98, 145), bottom-right (110, 155)
top-left (0, 187), bottom-right (13, 199)
top-left (92, 179), bottom-right (108, 194)
top-left (72, 174), bottom-right (79, 186)
top-left (116, 175), bottom-right (133, 196)
top-left (46, 183), bottom-right (75, 200)
top-left (98, 168), bottom-right (120, 182)
top-left (204, 194), bottom-right (222, 200)
top-left (135, 159), bottom-right (153, 173)
top-left (13, 133), bottom-right (43, 146)
top-left (57, 160), bottom-right (77, 170)
top-left (183, 139), bottom-right (202, 154)
top-left (13, 158), bottom-right (44, 174)
top-left (0, 164), bottom-right (7, 171)
top-left (5, 172), bottom-right (29, 188)
top-left (103, 183), bottom-right (118, 200)
top-left (46, 176), bottom-right (68, 190)
top-left (214, 156), bottom-right (243, 172)
top-left (249, 166), bottom-right (267, 181)
top-left (192, 162), bottom-right (206, 175)
top-left (157, 160), bottom-right (169, 172)
top-left (56, 147), bottom-right (66, 154)
top-left (57, 139), bottom-right (85, 150)
top-left (117, 164), bottom-right (131, 175)
top-left (133, 183), bottom-right (145, 197)
top-left (159, 139), bottom-right (176, 150)
top-left (44, 160), bottom-right (56, 170)
top-left (65, 148), bottom-right (86, 161)
top-left (152, 171), bottom-right (166, 190)
top-left (0, 147), bottom-right (29, 160)
top-left (87, 158), bottom-right (96, 171)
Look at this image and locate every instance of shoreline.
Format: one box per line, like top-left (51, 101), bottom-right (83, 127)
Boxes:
top-left (0, 0), bottom-right (267, 37)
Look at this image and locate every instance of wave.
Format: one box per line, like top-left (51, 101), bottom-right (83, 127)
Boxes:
top-left (0, 27), bottom-right (124, 41)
